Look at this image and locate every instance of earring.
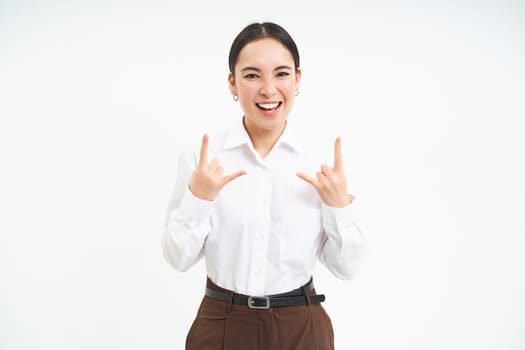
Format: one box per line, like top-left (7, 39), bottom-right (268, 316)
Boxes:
top-left (233, 95), bottom-right (238, 101)
top-left (294, 90), bottom-right (300, 96)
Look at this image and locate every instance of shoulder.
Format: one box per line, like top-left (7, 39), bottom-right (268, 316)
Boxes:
top-left (180, 128), bottom-right (232, 164)
top-left (290, 126), bottom-right (334, 164)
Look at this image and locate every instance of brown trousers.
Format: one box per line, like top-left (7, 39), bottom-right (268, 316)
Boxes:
top-left (186, 278), bottom-right (335, 350)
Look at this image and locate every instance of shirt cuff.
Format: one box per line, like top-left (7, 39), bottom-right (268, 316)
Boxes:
top-left (179, 186), bottom-right (214, 221)
top-left (321, 201), bottom-right (366, 247)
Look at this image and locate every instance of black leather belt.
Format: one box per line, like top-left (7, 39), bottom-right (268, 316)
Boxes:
top-left (204, 280), bottom-right (325, 309)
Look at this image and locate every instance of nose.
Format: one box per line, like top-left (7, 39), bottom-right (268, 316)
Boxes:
top-left (259, 79), bottom-right (277, 98)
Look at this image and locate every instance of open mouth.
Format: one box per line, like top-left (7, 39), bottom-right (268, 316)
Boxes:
top-left (256, 102), bottom-right (282, 111)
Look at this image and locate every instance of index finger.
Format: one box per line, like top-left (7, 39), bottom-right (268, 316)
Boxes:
top-left (198, 134), bottom-right (209, 167)
top-left (333, 136), bottom-right (344, 171)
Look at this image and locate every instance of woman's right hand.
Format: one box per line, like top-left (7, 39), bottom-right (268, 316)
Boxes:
top-left (188, 134), bottom-right (247, 201)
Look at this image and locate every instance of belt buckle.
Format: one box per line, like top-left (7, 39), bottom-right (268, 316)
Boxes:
top-left (248, 296), bottom-right (270, 309)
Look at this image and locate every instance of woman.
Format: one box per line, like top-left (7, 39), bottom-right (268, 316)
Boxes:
top-left (162, 22), bottom-right (367, 349)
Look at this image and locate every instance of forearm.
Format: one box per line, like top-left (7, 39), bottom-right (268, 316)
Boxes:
top-left (162, 186), bottom-right (213, 271)
top-left (319, 202), bottom-right (367, 279)
top-left (162, 152), bottom-right (213, 271)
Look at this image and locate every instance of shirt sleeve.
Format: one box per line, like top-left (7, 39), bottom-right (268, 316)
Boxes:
top-left (318, 199), bottom-right (368, 280)
top-left (161, 151), bottom-right (214, 271)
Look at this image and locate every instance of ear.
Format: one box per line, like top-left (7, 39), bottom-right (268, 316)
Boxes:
top-left (295, 68), bottom-right (302, 90)
top-left (228, 72), bottom-right (238, 96)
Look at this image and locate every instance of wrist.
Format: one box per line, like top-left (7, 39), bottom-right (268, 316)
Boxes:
top-left (327, 194), bottom-right (354, 208)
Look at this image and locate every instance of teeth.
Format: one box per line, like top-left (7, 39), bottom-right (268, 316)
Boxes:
top-left (257, 102), bottom-right (280, 110)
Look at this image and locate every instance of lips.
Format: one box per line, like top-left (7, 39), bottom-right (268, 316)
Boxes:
top-left (256, 102), bottom-right (282, 111)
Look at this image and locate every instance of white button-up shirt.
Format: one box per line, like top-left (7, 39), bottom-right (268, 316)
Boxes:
top-left (162, 119), bottom-right (367, 296)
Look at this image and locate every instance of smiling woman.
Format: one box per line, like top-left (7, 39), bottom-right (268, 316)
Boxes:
top-left (228, 24), bottom-right (301, 158)
top-left (162, 22), bottom-right (367, 350)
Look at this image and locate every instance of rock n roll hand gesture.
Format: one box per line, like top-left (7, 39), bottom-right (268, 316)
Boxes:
top-left (189, 134), bottom-right (352, 206)
top-left (189, 134), bottom-right (247, 201)
top-left (297, 137), bottom-right (354, 208)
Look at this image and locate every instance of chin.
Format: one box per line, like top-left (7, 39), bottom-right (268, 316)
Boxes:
top-left (258, 118), bottom-right (286, 131)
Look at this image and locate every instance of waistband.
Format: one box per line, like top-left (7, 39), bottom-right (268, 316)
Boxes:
top-left (204, 278), bottom-right (325, 309)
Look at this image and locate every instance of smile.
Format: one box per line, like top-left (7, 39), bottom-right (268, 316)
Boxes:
top-left (256, 102), bottom-right (282, 111)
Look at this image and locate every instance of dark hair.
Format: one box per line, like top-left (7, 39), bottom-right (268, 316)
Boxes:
top-left (228, 22), bottom-right (300, 76)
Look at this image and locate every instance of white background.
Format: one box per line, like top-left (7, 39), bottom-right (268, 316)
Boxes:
top-left (3, 0), bottom-right (525, 349)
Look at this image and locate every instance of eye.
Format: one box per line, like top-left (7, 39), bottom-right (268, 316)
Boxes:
top-left (276, 71), bottom-right (290, 77)
top-left (244, 73), bottom-right (259, 79)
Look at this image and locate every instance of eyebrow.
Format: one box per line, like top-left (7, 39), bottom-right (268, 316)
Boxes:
top-left (274, 65), bottom-right (293, 71)
top-left (240, 65), bottom-right (294, 73)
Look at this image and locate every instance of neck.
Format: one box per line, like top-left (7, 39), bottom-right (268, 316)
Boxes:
top-left (243, 117), bottom-right (286, 158)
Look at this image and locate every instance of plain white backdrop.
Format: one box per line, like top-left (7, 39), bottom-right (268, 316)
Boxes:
top-left (3, 0), bottom-right (525, 349)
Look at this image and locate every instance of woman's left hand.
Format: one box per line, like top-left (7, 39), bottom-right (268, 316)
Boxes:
top-left (296, 137), bottom-right (354, 208)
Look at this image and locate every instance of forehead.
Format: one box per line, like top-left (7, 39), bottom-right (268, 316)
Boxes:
top-left (236, 37), bottom-right (294, 70)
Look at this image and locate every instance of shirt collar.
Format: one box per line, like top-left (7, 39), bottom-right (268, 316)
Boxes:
top-left (222, 118), bottom-right (252, 150)
top-left (222, 117), bottom-right (301, 153)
